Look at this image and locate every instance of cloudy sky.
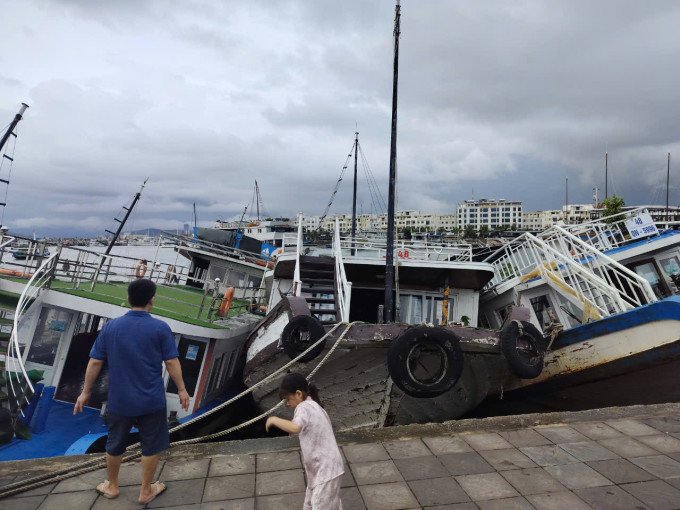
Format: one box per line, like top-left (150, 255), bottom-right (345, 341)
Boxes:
top-left (1, 0), bottom-right (680, 236)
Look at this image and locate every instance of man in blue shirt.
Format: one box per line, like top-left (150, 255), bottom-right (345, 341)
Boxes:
top-left (73, 279), bottom-right (189, 505)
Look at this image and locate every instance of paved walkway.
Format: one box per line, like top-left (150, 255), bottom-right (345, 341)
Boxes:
top-left (3, 404), bottom-right (680, 509)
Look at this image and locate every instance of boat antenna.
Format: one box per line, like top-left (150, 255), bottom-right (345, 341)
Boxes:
top-left (384, 0), bottom-right (401, 323)
top-left (351, 130), bottom-right (359, 255)
top-left (104, 178), bottom-right (148, 255)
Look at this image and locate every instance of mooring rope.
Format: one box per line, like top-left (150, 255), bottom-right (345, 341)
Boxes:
top-left (0, 321), bottom-right (357, 499)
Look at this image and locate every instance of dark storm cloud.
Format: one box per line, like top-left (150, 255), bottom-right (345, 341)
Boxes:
top-left (1, 0), bottom-right (680, 235)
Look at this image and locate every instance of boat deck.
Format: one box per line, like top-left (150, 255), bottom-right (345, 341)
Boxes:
top-left (0, 277), bottom-right (250, 329)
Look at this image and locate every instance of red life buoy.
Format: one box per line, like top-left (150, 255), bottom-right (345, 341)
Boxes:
top-left (218, 287), bottom-right (235, 317)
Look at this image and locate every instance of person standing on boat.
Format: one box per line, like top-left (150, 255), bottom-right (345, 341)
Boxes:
top-left (266, 373), bottom-right (344, 510)
top-left (73, 278), bottom-right (189, 505)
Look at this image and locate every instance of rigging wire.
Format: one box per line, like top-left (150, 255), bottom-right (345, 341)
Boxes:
top-left (358, 143), bottom-right (387, 213)
top-left (318, 140), bottom-right (356, 228)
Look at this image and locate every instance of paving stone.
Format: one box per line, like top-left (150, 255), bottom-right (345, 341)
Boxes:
top-left (557, 441), bottom-right (619, 462)
top-left (340, 486), bottom-right (366, 510)
top-left (630, 454), bottom-right (680, 479)
top-left (203, 474), bottom-right (255, 502)
top-left (394, 456), bottom-right (449, 481)
top-left (383, 439), bottom-right (432, 459)
top-left (456, 472), bottom-right (519, 501)
top-left (350, 460), bottom-right (403, 485)
top-left (343, 443), bottom-right (390, 463)
top-left (423, 436), bottom-right (473, 455)
top-left (160, 458), bottom-right (210, 481)
top-left (438, 451), bottom-right (495, 476)
top-left (0, 494), bottom-right (45, 510)
top-left (519, 445), bottom-right (579, 466)
top-left (598, 437), bottom-right (659, 458)
top-left (586, 458), bottom-right (656, 484)
top-left (479, 448), bottom-right (537, 471)
top-left (255, 469), bottom-right (305, 496)
top-left (7, 482), bottom-right (56, 498)
top-left (340, 465), bottom-right (356, 487)
top-left (0, 476), bottom-right (16, 488)
top-left (200, 499), bottom-right (255, 510)
top-left (535, 426), bottom-right (589, 444)
top-left (621, 479), bottom-right (680, 510)
top-left (499, 429), bottom-right (553, 447)
top-left (255, 451), bottom-right (301, 472)
top-left (606, 419), bottom-right (660, 437)
top-left (91, 485), bottom-right (144, 510)
top-left (255, 492), bottom-right (306, 510)
top-left (149, 478), bottom-right (205, 508)
top-left (575, 485), bottom-right (650, 510)
top-left (117, 462), bottom-right (164, 486)
top-left (642, 417), bottom-right (680, 434)
top-left (501, 467), bottom-right (567, 495)
top-left (358, 482), bottom-right (420, 510)
top-left (408, 477), bottom-right (470, 506)
top-left (570, 422), bottom-right (623, 440)
top-left (636, 434), bottom-right (680, 453)
top-left (526, 491), bottom-right (592, 510)
top-left (544, 462), bottom-right (613, 490)
top-left (462, 432), bottom-right (513, 451)
top-left (209, 454), bottom-right (255, 476)
top-left (476, 496), bottom-right (534, 510)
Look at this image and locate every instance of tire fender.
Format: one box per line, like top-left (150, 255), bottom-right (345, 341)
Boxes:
top-left (500, 320), bottom-right (546, 379)
top-left (281, 315), bottom-right (327, 363)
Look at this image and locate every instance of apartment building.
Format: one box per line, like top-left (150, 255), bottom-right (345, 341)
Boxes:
top-left (456, 199), bottom-right (523, 230)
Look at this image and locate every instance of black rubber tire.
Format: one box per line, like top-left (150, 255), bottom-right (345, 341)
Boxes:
top-left (388, 326), bottom-right (465, 398)
top-left (281, 315), bottom-right (327, 363)
top-left (501, 320), bottom-right (546, 379)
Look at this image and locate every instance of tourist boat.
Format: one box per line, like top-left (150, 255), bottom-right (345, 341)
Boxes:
top-left (11, 243), bottom-right (50, 260)
top-left (477, 208), bottom-right (680, 409)
top-left (241, 3), bottom-right (538, 430)
top-left (0, 180), bottom-right (265, 460)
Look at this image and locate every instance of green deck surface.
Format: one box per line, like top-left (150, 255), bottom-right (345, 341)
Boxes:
top-left (0, 277), bottom-right (249, 329)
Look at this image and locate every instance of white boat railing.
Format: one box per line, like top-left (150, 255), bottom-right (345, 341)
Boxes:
top-left (484, 227), bottom-right (656, 321)
top-left (337, 236), bottom-right (472, 262)
top-left (333, 219), bottom-right (352, 322)
top-left (6, 253), bottom-right (59, 419)
top-left (292, 214), bottom-right (303, 296)
top-left (560, 207), bottom-right (664, 252)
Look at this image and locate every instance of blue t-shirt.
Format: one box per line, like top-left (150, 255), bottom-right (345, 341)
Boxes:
top-left (90, 310), bottom-right (179, 417)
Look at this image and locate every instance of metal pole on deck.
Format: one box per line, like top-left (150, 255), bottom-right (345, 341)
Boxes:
top-left (666, 152), bottom-right (671, 221)
top-left (351, 131), bottom-right (359, 256)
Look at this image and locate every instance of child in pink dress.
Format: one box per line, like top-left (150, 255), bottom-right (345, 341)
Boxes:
top-left (266, 373), bottom-right (344, 510)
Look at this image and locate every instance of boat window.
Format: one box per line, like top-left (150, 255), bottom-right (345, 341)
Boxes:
top-left (27, 308), bottom-right (73, 367)
top-left (411, 296), bottom-right (423, 323)
top-left (167, 337), bottom-right (206, 397)
top-left (632, 261), bottom-right (669, 298)
top-left (530, 295), bottom-right (557, 330)
top-left (479, 312), bottom-right (490, 329)
top-left (659, 256), bottom-right (680, 293)
top-left (206, 353), bottom-right (226, 395)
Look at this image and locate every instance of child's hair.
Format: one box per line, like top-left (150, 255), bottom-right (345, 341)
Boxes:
top-left (279, 373), bottom-right (322, 407)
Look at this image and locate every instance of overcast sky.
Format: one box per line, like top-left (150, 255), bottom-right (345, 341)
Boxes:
top-left (1, 0), bottom-right (680, 235)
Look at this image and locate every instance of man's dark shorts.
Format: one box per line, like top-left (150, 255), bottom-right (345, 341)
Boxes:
top-left (106, 408), bottom-right (169, 456)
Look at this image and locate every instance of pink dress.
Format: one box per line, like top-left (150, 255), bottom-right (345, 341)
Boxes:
top-left (292, 397), bottom-right (344, 510)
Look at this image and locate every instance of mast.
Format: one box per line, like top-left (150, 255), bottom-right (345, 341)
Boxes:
top-left (0, 103), bottom-right (28, 154)
top-left (384, 0), bottom-right (401, 323)
top-left (104, 178), bottom-right (148, 255)
top-left (666, 152), bottom-right (671, 220)
top-left (351, 131), bottom-right (359, 255)
top-left (605, 152), bottom-right (608, 200)
top-left (565, 176), bottom-right (569, 222)
top-left (255, 180), bottom-right (260, 221)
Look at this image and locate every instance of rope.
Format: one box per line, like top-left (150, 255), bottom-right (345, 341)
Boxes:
top-left (0, 321), bottom-right (357, 499)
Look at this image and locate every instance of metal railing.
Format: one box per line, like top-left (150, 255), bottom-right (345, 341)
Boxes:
top-left (333, 219), bottom-right (352, 322)
top-left (5, 253), bottom-right (59, 421)
top-left (483, 226), bottom-right (656, 320)
top-left (336, 236), bottom-right (472, 262)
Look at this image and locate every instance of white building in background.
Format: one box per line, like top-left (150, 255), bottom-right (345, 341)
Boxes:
top-left (456, 199), bottom-right (523, 231)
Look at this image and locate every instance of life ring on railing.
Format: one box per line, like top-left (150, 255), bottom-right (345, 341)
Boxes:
top-left (387, 326), bottom-right (464, 398)
top-left (500, 320), bottom-right (546, 379)
top-left (281, 315), bottom-right (326, 362)
top-left (134, 260), bottom-right (148, 279)
top-left (218, 287), bottom-right (235, 317)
